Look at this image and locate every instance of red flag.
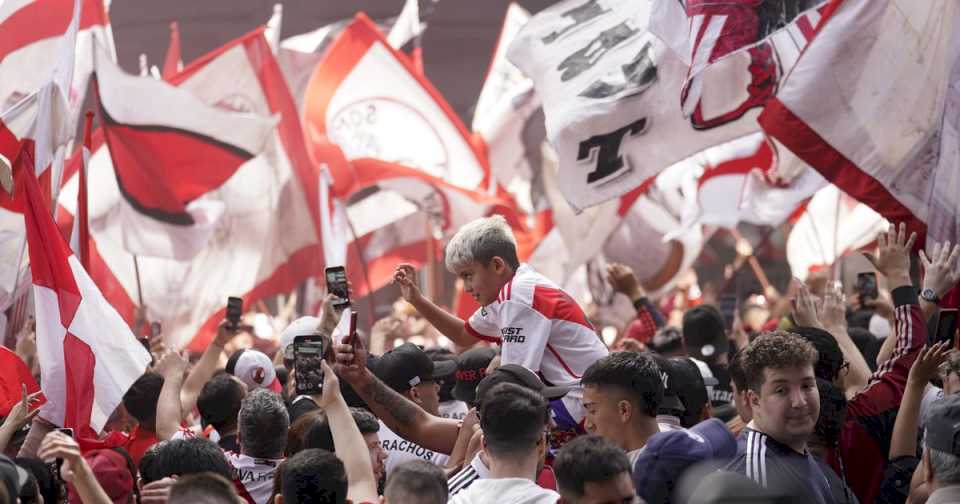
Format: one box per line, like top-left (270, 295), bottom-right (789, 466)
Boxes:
top-left (161, 22), bottom-right (182, 81)
top-left (0, 346), bottom-right (44, 417)
top-left (69, 111), bottom-right (93, 270)
top-left (22, 165), bottom-right (150, 435)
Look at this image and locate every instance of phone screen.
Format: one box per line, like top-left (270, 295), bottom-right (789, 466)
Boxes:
top-left (325, 267), bottom-right (350, 308)
top-left (294, 336), bottom-right (324, 395)
top-left (857, 272), bottom-right (879, 301)
top-left (935, 309), bottom-right (959, 347)
top-left (226, 297), bottom-right (243, 328)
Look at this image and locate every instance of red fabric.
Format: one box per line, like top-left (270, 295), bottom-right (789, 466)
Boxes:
top-left (536, 465), bottom-right (557, 491)
top-left (125, 427), bottom-right (157, 467)
top-left (0, 347), bottom-right (44, 417)
top-left (76, 112), bottom-right (93, 271)
top-left (0, 0), bottom-right (108, 61)
top-left (531, 286), bottom-right (593, 331)
top-left (625, 316), bottom-right (657, 345)
top-left (161, 22), bottom-right (181, 81)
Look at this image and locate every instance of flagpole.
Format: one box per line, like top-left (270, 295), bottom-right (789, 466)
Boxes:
top-left (132, 254), bottom-right (144, 307)
top-left (343, 215), bottom-right (376, 323)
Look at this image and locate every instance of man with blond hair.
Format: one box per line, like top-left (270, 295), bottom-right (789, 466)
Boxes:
top-left (393, 215), bottom-right (608, 432)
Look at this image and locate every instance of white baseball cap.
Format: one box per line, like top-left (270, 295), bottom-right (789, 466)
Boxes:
top-left (281, 316), bottom-right (321, 360)
top-left (226, 349), bottom-right (281, 393)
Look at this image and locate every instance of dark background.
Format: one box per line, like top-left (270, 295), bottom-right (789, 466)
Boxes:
top-left (110, 0), bottom-right (556, 127)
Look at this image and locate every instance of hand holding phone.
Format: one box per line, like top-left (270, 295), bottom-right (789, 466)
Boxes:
top-left (294, 335), bottom-right (325, 395)
top-left (325, 266), bottom-right (351, 309)
top-left (857, 272), bottom-right (879, 303)
top-left (226, 296), bottom-right (243, 330)
top-left (933, 308), bottom-right (960, 348)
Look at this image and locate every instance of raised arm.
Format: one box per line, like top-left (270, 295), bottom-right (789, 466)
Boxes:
top-left (39, 432), bottom-right (113, 504)
top-left (0, 386), bottom-right (41, 453)
top-left (313, 360), bottom-right (378, 504)
top-left (918, 241), bottom-right (960, 326)
top-left (180, 322), bottom-right (236, 418)
top-left (608, 263), bottom-right (666, 328)
top-left (889, 342), bottom-right (950, 459)
top-left (394, 264), bottom-right (474, 348)
top-left (333, 335), bottom-right (460, 454)
top-left (154, 352), bottom-right (189, 442)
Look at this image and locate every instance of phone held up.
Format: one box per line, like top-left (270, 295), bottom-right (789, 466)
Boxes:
top-left (226, 296), bottom-right (243, 330)
top-left (857, 272), bottom-right (879, 303)
top-left (294, 335), bottom-right (325, 396)
top-left (933, 308), bottom-right (960, 348)
top-left (325, 266), bottom-right (351, 309)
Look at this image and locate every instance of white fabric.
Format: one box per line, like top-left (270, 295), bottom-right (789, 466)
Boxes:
top-left (439, 400), bottom-right (469, 420)
top-left (467, 264), bottom-right (608, 424)
top-left (448, 478), bottom-right (559, 504)
top-left (378, 420), bottom-right (449, 478)
top-left (225, 451), bottom-right (283, 504)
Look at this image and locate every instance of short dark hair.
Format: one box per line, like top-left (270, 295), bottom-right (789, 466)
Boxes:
top-left (168, 472), bottom-right (241, 504)
top-left (139, 443), bottom-right (163, 484)
top-left (122, 372), bottom-right (163, 427)
top-left (729, 349), bottom-right (747, 392)
top-left (304, 408), bottom-right (380, 452)
top-left (287, 410), bottom-right (324, 457)
top-left (791, 326), bottom-right (844, 381)
top-left (479, 383), bottom-right (549, 459)
top-left (15, 458), bottom-right (57, 504)
top-left (741, 332), bottom-right (819, 393)
top-left (281, 449), bottom-right (347, 504)
top-left (197, 373), bottom-right (245, 432)
top-left (384, 460), bottom-right (448, 504)
top-left (650, 326), bottom-right (685, 356)
top-left (554, 435), bottom-right (632, 499)
top-left (239, 389), bottom-right (290, 458)
top-left (151, 438), bottom-right (233, 482)
top-left (581, 351), bottom-right (663, 417)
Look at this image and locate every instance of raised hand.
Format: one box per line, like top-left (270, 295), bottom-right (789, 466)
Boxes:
top-left (606, 263), bottom-right (643, 300)
top-left (863, 222), bottom-right (916, 283)
top-left (791, 279), bottom-right (823, 329)
top-left (313, 360), bottom-right (343, 409)
top-left (907, 341), bottom-right (952, 387)
top-left (38, 431), bottom-right (84, 482)
top-left (820, 287), bottom-right (847, 333)
top-left (920, 241), bottom-right (960, 300)
top-left (153, 351), bottom-right (188, 380)
top-left (2, 385), bottom-right (42, 433)
top-left (393, 263), bottom-right (423, 304)
top-left (334, 325), bottom-right (369, 384)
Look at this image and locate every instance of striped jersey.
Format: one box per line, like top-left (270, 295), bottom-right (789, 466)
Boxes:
top-left (726, 427), bottom-right (837, 504)
top-left (172, 428), bottom-right (282, 504)
top-left (465, 263), bottom-right (609, 424)
top-left (448, 453), bottom-right (489, 497)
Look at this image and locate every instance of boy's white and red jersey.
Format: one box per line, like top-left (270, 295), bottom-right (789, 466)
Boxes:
top-left (465, 263), bottom-right (609, 423)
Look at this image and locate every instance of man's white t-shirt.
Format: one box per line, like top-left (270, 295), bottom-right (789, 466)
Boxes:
top-left (379, 420), bottom-right (450, 478)
top-left (226, 451), bottom-right (282, 504)
top-left (448, 478), bottom-right (560, 504)
top-left (465, 264), bottom-right (609, 424)
top-left (440, 400), bottom-right (469, 420)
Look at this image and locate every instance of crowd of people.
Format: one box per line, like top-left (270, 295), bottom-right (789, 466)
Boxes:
top-left (0, 216), bottom-right (959, 504)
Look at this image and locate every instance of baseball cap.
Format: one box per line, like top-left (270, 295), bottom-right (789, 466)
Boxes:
top-left (0, 455), bottom-right (27, 502)
top-left (226, 349), bottom-right (282, 393)
top-left (68, 449), bottom-right (134, 504)
top-left (926, 394), bottom-right (960, 455)
top-left (373, 343), bottom-right (457, 393)
top-left (475, 364), bottom-right (570, 406)
top-left (652, 355), bottom-right (718, 422)
top-left (682, 305), bottom-right (729, 363)
top-left (281, 316), bottom-right (322, 361)
top-left (452, 347), bottom-right (497, 405)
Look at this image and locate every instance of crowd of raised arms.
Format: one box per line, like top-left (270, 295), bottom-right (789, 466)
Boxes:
top-left (1, 216), bottom-right (959, 504)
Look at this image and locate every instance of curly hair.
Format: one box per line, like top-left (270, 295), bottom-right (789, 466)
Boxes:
top-left (740, 331), bottom-right (819, 393)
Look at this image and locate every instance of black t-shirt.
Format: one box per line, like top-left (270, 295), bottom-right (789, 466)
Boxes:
top-left (708, 363), bottom-right (736, 421)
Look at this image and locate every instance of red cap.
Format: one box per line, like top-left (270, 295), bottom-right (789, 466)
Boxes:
top-left (69, 449), bottom-right (134, 504)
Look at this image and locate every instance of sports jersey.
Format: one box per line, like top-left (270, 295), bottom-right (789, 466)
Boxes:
top-left (379, 420), bottom-right (449, 478)
top-left (439, 400), bottom-right (469, 420)
top-left (225, 451), bottom-right (283, 504)
top-left (465, 263), bottom-right (609, 424)
top-left (726, 428), bottom-right (837, 504)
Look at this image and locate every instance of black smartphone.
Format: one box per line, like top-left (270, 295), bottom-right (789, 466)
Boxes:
top-left (150, 322), bottom-right (162, 339)
top-left (719, 295), bottom-right (738, 332)
top-left (934, 309), bottom-right (960, 347)
top-left (56, 428), bottom-right (74, 438)
top-left (325, 266), bottom-right (351, 309)
top-left (226, 296), bottom-right (243, 329)
top-left (857, 272), bottom-right (879, 302)
top-left (294, 335), bottom-right (325, 395)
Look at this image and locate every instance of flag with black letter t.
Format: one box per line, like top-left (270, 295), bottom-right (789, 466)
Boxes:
top-left (507, 0), bottom-right (760, 211)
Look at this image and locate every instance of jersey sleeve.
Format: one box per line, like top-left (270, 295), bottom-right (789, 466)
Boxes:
top-left (465, 307), bottom-right (500, 343)
top-left (497, 301), bottom-right (553, 375)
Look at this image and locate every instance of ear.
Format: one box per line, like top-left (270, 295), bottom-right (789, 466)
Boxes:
top-left (747, 388), bottom-right (761, 409)
top-left (618, 399), bottom-right (633, 423)
top-left (490, 256), bottom-right (506, 273)
top-left (408, 387), bottom-right (422, 406)
top-left (273, 496), bottom-right (284, 504)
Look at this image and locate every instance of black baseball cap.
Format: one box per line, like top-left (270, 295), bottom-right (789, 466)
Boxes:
top-left (373, 343), bottom-right (457, 393)
top-left (475, 364), bottom-right (570, 406)
top-left (683, 305), bottom-right (729, 363)
top-left (452, 347), bottom-right (497, 405)
top-left (652, 355), bottom-right (718, 423)
top-left (926, 394), bottom-right (960, 455)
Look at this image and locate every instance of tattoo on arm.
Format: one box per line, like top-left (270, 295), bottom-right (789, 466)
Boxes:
top-left (361, 377), bottom-right (419, 434)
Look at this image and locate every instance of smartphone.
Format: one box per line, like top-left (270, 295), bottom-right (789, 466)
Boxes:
top-left (325, 266), bottom-right (351, 309)
top-left (934, 309), bottom-right (960, 347)
top-left (56, 428), bottom-right (74, 438)
top-left (719, 295), bottom-right (738, 332)
top-left (349, 311), bottom-right (358, 342)
top-left (150, 322), bottom-right (162, 339)
top-left (857, 272), bottom-right (879, 302)
top-left (226, 296), bottom-right (243, 329)
top-left (293, 335), bottom-right (325, 395)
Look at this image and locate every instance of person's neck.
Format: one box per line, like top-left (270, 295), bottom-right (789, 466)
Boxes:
top-left (487, 450), bottom-right (540, 481)
top-left (623, 417), bottom-right (661, 452)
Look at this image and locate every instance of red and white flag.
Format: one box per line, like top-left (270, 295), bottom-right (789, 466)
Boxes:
top-left (161, 22), bottom-right (183, 80)
top-left (57, 29), bottom-right (324, 352)
top-left (68, 111), bottom-right (93, 270)
top-left (760, 0), bottom-right (960, 248)
top-left (93, 45), bottom-right (276, 260)
top-left (22, 168), bottom-right (150, 435)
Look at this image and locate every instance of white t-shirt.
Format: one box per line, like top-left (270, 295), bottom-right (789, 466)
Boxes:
top-left (465, 264), bottom-right (609, 424)
top-left (440, 400), bottom-right (470, 420)
top-left (448, 478), bottom-right (559, 504)
top-left (379, 420), bottom-right (450, 478)
top-left (225, 451), bottom-right (283, 504)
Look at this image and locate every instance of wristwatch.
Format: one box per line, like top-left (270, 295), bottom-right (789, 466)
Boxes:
top-left (920, 288), bottom-right (940, 304)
